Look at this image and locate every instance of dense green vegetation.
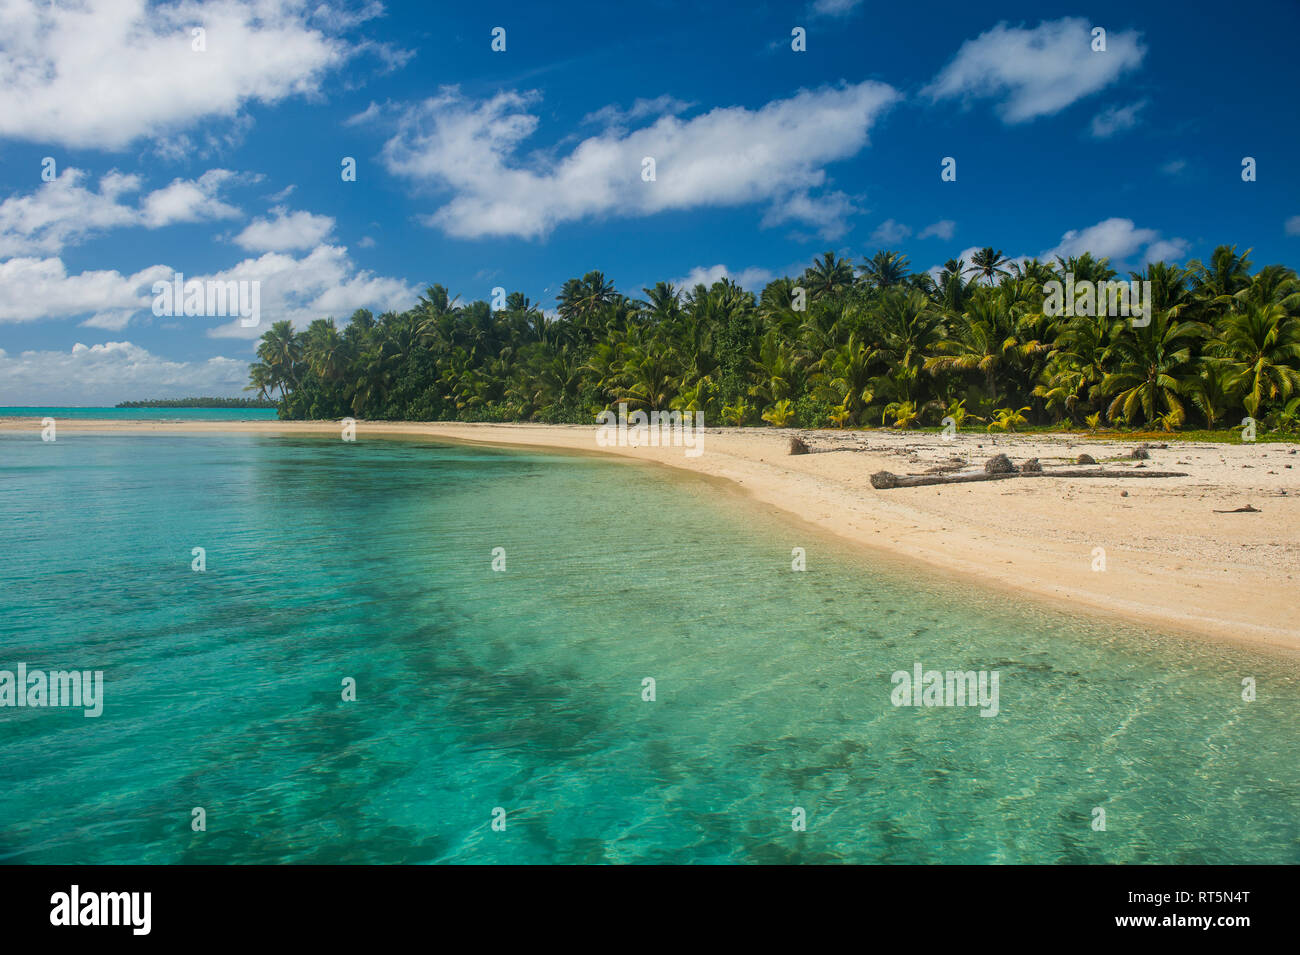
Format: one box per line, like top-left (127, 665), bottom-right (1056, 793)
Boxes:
top-left (117, 397), bottom-right (277, 408)
top-left (249, 245), bottom-right (1300, 435)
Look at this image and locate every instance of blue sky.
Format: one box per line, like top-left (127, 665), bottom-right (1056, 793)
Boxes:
top-left (1, 0), bottom-right (1298, 403)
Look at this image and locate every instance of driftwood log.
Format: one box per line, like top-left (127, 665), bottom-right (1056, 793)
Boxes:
top-left (870, 468), bottom-right (1188, 489)
top-left (1024, 468), bottom-right (1188, 478)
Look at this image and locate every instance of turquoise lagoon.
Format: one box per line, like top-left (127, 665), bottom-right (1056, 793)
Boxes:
top-left (0, 432), bottom-right (1296, 864)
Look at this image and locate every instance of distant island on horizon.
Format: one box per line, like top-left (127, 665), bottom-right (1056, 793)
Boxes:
top-left (115, 397), bottom-right (277, 409)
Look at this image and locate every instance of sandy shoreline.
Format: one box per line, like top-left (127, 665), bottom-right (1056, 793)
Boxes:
top-left (5, 416), bottom-right (1298, 654)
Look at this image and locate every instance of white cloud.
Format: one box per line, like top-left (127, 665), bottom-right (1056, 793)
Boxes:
top-left (0, 257), bottom-right (166, 323)
top-left (0, 245), bottom-right (413, 335)
top-left (759, 190), bottom-right (859, 240)
top-left (672, 264), bottom-right (774, 291)
top-left (927, 218), bottom-right (1189, 281)
top-left (0, 169), bottom-right (139, 257)
top-left (0, 0), bottom-right (370, 150)
top-left (1161, 158), bottom-right (1188, 176)
top-left (918, 220), bottom-right (956, 241)
top-left (811, 0), bottom-right (863, 15)
top-left (206, 244), bottom-right (417, 339)
top-left (924, 18), bottom-right (1145, 123)
top-left (0, 341), bottom-right (250, 405)
top-left (139, 170), bottom-right (241, 227)
top-left (0, 168), bottom-right (240, 257)
top-left (344, 100), bottom-right (386, 127)
top-left (1142, 239), bottom-right (1190, 264)
top-left (374, 81), bottom-right (900, 240)
top-left (81, 309), bottom-right (141, 332)
top-left (1089, 99), bottom-right (1147, 139)
top-left (1044, 217), bottom-right (1183, 264)
top-left (582, 95), bottom-right (694, 127)
top-left (868, 218), bottom-right (911, 245)
top-left (1286, 215), bottom-right (1300, 237)
top-left (234, 206), bottom-right (336, 252)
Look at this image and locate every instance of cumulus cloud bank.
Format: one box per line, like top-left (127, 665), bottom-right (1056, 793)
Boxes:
top-left (924, 18), bottom-right (1145, 123)
top-left (0, 341), bottom-right (251, 405)
top-left (234, 207), bottom-right (336, 252)
top-left (672, 264), bottom-right (775, 292)
top-left (0, 245), bottom-right (414, 336)
top-left (0, 0), bottom-right (371, 150)
top-left (928, 218), bottom-right (1189, 283)
top-left (1045, 217), bottom-right (1187, 265)
top-left (372, 81), bottom-right (900, 240)
top-left (0, 169), bottom-right (241, 257)
top-left (205, 245), bottom-right (417, 338)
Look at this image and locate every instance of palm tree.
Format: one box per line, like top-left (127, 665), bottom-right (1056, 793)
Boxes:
top-left (352, 339), bottom-right (402, 416)
top-left (935, 259), bottom-right (974, 312)
top-left (555, 277), bottom-right (585, 322)
top-left (618, 344), bottom-right (678, 411)
top-left (802, 251), bottom-right (856, 300)
top-left (413, 285), bottom-right (460, 347)
top-left (642, 282), bottom-right (682, 333)
top-left (245, 362), bottom-right (275, 402)
top-left (1189, 361), bottom-right (1239, 429)
top-left (303, 318), bottom-right (345, 381)
top-left (670, 375), bottom-right (715, 417)
top-left (256, 320), bottom-right (303, 397)
top-left (881, 400), bottom-right (921, 428)
top-left (1100, 307), bottom-right (1205, 426)
top-left (1211, 300), bottom-right (1300, 416)
top-left (761, 399), bottom-right (796, 427)
top-left (1032, 311), bottom-right (1115, 423)
top-left (758, 277), bottom-right (805, 336)
top-left (1188, 245), bottom-right (1253, 306)
top-left (1010, 258), bottom-right (1056, 286)
top-left (577, 271), bottom-right (619, 314)
top-left (924, 291), bottom-right (1014, 406)
top-left (1136, 261), bottom-right (1194, 315)
top-left (1266, 395), bottom-right (1300, 433)
top-left (858, 250), bottom-right (911, 290)
top-left (1054, 253), bottom-right (1116, 287)
top-left (558, 271), bottom-right (617, 321)
top-left (987, 406), bottom-right (1030, 432)
top-left (818, 331), bottom-right (876, 425)
top-left (877, 289), bottom-right (943, 400)
top-left (966, 247), bottom-right (1011, 284)
top-left (748, 329), bottom-right (804, 407)
top-left (1233, 264), bottom-right (1300, 313)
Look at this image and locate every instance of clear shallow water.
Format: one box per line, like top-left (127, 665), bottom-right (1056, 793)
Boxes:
top-left (0, 407), bottom-right (279, 421)
top-left (0, 432), bottom-right (1296, 864)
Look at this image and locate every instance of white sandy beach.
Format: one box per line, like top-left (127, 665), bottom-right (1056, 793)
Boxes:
top-left (5, 417), bottom-right (1297, 654)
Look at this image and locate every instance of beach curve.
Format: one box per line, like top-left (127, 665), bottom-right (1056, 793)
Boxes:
top-left (4, 416), bottom-right (1297, 655)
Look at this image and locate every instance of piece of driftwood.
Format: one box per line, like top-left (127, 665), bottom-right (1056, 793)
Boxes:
top-left (1212, 505), bottom-right (1261, 513)
top-left (871, 470), bottom-right (1019, 488)
top-left (1022, 468), bottom-right (1187, 478)
top-left (870, 467), bottom-right (1188, 489)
